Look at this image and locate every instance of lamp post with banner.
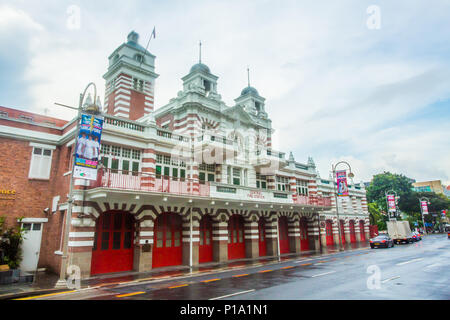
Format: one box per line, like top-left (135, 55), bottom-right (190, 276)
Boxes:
top-left (55, 82), bottom-right (103, 287)
top-left (385, 190), bottom-right (398, 221)
top-left (419, 197), bottom-right (430, 235)
top-left (331, 161), bottom-right (355, 252)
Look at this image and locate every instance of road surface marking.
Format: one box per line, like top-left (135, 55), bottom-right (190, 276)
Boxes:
top-left (396, 258), bottom-right (423, 266)
top-left (282, 266), bottom-right (294, 269)
top-left (168, 284), bottom-right (189, 289)
top-left (258, 270), bottom-right (273, 273)
top-left (209, 289), bottom-right (255, 300)
top-left (299, 263), bottom-right (312, 266)
top-left (14, 290), bottom-right (77, 300)
top-left (311, 271), bottom-right (336, 278)
top-left (232, 274), bottom-right (249, 278)
top-left (201, 278), bottom-right (220, 283)
top-left (116, 291), bottom-right (145, 298)
top-left (381, 276), bottom-right (400, 283)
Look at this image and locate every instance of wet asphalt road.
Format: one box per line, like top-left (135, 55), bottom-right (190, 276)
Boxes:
top-left (33, 234), bottom-right (449, 300)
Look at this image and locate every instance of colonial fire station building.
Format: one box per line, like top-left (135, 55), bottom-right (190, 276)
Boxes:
top-left (0, 31), bottom-right (369, 278)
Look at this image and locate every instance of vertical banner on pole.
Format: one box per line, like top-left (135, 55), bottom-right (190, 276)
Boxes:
top-left (73, 113), bottom-right (104, 180)
top-left (420, 201), bottom-right (429, 215)
top-left (387, 195), bottom-right (396, 213)
top-left (336, 170), bottom-right (348, 197)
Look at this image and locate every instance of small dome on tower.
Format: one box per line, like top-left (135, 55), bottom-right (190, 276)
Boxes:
top-left (240, 86), bottom-right (259, 96)
top-left (127, 31), bottom-right (139, 43)
top-left (126, 30), bottom-right (149, 53)
top-left (190, 63), bottom-right (211, 74)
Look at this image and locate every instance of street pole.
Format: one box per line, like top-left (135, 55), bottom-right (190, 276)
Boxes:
top-left (419, 197), bottom-right (429, 235)
top-left (331, 161), bottom-right (354, 252)
top-left (276, 216), bottom-right (281, 262)
top-left (56, 83), bottom-right (98, 287)
top-left (189, 200), bottom-right (193, 270)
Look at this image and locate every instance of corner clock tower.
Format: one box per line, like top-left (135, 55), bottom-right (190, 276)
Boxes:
top-left (103, 31), bottom-right (159, 120)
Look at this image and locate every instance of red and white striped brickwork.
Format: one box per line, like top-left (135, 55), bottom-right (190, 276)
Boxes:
top-left (290, 177), bottom-right (297, 202)
top-left (104, 73), bottom-right (154, 120)
top-left (307, 179), bottom-right (318, 205)
top-left (141, 148), bottom-right (156, 189)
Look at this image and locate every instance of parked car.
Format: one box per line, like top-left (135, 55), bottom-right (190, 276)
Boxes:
top-left (369, 235), bottom-right (394, 249)
top-left (412, 231), bottom-right (422, 241)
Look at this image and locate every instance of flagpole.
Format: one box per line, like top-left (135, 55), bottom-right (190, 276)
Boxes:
top-left (139, 26), bottom-right (156, 69)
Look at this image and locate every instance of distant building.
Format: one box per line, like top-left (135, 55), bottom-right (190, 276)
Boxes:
top-left (412, 180), bottom-right (446, 195)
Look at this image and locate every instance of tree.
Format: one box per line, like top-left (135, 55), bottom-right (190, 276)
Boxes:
top-left (368, 202), bottom-right (387, 231)
top-left (366, 172), bottom-right (415, 213)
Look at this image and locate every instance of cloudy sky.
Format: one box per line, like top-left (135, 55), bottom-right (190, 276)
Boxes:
top-left (1, 0), bottom-right (449, 185)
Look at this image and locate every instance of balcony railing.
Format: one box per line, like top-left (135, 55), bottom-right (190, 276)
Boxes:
top-left (157, 129), bottom-right (190, 142)
top-left (91, 169), bottom-right (209, 197)
top-left (104, 115), bottom-right (145, 132)
top-left (90, 169), bottom-right (331, 207)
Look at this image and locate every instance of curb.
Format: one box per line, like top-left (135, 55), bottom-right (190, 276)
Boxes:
top-left (2, 245), bottom-right (370, 299)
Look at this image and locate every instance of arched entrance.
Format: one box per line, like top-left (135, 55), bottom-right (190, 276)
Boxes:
top-left (340, 220), bottom-right (346, 244)
top-left (228, 215), bottom-right (245, 260)
top-left (300, 217), bottom-right (309, 251)
top-left (325, 220), bottom-right (334, 246)
top-left (359, 220), bottom-right (366, 241)
top-left (349, 220), bottom-right (356, 243)
top-left (199, 215), bottom-right (213, 263)
top-left (278, 216), bottom-right (290, 254)
top-left (152, 213), bottom-right (182, 268)
top-left (258, 217), bottom-right (267, 257)
top-left (91, 211), bottom-right (134, 275)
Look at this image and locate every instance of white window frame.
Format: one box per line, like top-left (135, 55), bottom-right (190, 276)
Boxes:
top-left (28, 143), bottom-right (55, 180)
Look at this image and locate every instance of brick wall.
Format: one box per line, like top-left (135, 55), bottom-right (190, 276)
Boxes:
top-left (0, 138), bottom-right (71, 274)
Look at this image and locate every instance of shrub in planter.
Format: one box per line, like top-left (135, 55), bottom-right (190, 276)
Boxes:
top-left (0, 217), bottom-right (25, 269)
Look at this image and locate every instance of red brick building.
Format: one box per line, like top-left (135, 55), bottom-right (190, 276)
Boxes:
top-left (0, 31), bottom-right (369, 279)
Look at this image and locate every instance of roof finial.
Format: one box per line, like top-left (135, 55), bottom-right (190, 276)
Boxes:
top-left (247, 66), bottom-right (250, 87)
top-left (199, 40), bottom-right (202, 63)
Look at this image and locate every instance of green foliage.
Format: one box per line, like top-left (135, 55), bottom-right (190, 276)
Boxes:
top-left (368, 202), bottom-right (387, 230)
top-left (366, 172), bottom-right (414, 212)
top-left (366, 172), bottom-right (450, 221)
top-left (0, 217), bottom-right (25, 269)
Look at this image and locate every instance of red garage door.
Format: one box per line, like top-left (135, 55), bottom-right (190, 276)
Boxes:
top-left (199, 215), bottom-right (213, 263)
top-left (279, 216), bottom-right (290, 254)
top-left (340, 220), bottom-right (346, 244)
top-left (258, 218), bottom-right (267, 257)
top-left (325, 220), bottom-right (334, 246)
top-left (152, 213), bottom-right (182, 268)
top-left (349, 220), bottom-right (356, 243)
top-left (228, 215), bottom-right (245, 260)
top-left (91, 211), bottom-right (134, 275)
top-left (359, 221), bottom-right (366, 241)
top-left (300, 218), bottom-right (309, 251)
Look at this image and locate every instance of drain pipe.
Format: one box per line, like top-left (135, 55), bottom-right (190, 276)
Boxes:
top-left (189, 199), bottom-right (193, 270)
top-left (276, 215), bottom-right (281, 262)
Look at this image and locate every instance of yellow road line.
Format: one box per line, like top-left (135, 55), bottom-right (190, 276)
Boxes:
top-left (232, 274), bottom-right (249, 278)
top-left (14, 290), bottom-right (77, 300)
top-left (168, 284), bottom-right (188, 289)
top-left (201, 278), bottom-right (220, 283)
top-left (116, 291), bottom-right (145, 298)
top-left (300, 263), bottom-right (312, 266)
top-left (258, 270), bottom-right (273, 273)
top-left (281, 266), bottom-right (294, 269)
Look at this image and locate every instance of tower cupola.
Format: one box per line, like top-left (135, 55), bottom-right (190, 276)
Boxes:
top-left (103, 30), bottom-right (159, 120)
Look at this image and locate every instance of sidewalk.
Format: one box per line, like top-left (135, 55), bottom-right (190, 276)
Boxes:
top-left (0, 242), bottom-right (369, 299)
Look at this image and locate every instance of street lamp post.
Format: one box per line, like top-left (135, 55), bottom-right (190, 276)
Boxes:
top-left (55, 83), bottom-right (100, 287)
top-left (331, 161), bottom-right (355, 252)
top-left (419, 197), bottom-right (430, 235)
top-left (385, 189), bottom-right (398, 221)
